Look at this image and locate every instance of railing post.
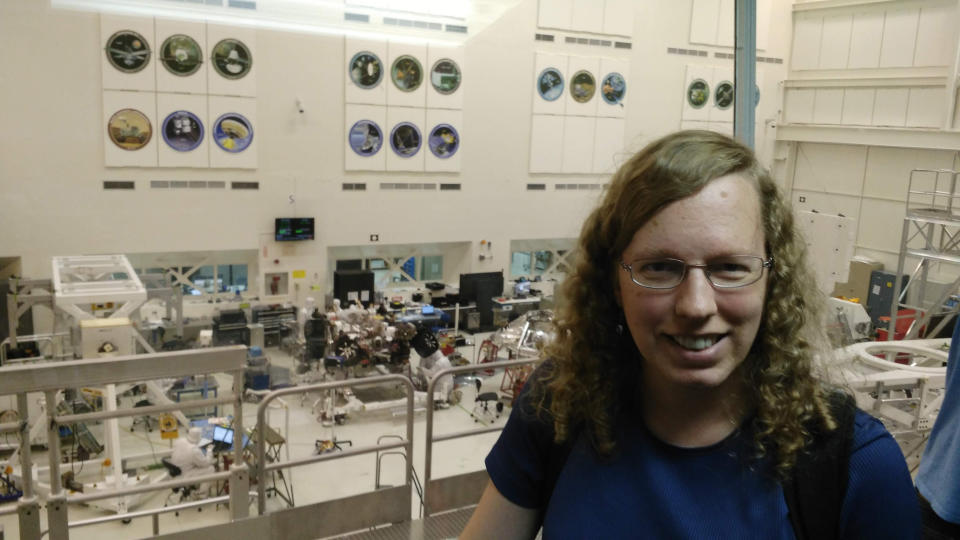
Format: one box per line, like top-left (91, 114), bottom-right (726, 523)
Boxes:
top-left (17, 392), bottom-right (41, 540)
top-left (44, 390), bottom-right (69, 540)
top-left (230, 367), bottom-right (249, 519)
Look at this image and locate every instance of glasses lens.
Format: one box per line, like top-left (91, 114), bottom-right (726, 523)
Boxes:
top-left (706, 256), bottom-right (763, 287)
top-left (632, 259), bottom-right (685, 288)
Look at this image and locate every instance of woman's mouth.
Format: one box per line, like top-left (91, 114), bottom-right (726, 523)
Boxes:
top-left (669, 334), bottom-right (724, 351)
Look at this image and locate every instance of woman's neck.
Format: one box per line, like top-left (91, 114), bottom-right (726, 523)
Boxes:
top-left (640, 371), bottom-right (749, 448)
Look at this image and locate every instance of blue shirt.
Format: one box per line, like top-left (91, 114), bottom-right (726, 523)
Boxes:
top-left (916, 320), bottom-right (960, 524)
top-left (486, 391), bottom-right (920, 538)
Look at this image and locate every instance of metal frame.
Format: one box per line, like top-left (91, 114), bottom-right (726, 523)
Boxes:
top-left (50, 255), bottom-right (147, 322)
top-left (734, 0), bottom-right (757, 148)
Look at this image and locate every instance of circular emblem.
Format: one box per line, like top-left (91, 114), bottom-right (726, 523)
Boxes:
top-left (160, 34), bottom-right (202, 76)
top-left (105, 30), bottom-right (151, 73)
top-left (107, 108), bottom-right (152, 151)
top-left (600, 72), bottom-right (626, 105)
top-left (430, 59), bottom-right (462, 95)
top-left (390, 122), bottom-right (422, 157)
top-left (349, 51), bottom-right (383, 89)
top-left (570, 70), bottom-right (596, 103)
top-left (212, 113), bottom-right (254, 153)
top-left (162, 110), bottom-right (204, 152)
top-left (755, 84), bottom-right (761, 107)
top-left (211, 38), bottom-right (252, 79)
top-left (391, 55), bottom-right (423, 92)
top-left (348, 120), bottom-right (383, 156)
top-left (687, 79), bottom-right (709, 109)
top-left (537, 67), bottom-right (564, 101)
top-left (715, 81), bottom-right (734, 110)
top-left (428, 124), bottom-right (459, 159)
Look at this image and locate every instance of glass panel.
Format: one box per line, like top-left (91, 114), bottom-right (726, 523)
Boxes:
top-left (511, 251), bottom-right (532, 278)
top-left (420, 255), bottom-right (443, 281)
top-left (533, 250), bottom-right (554, 275)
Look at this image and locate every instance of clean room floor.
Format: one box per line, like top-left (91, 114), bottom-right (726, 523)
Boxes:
top-left (0, 334), bottom-right (509, 539)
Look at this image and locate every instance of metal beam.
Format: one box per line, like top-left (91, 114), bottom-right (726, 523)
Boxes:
top-left (734, 0), bottom-right (757, 148)
top-left (0, 346), bottom-right (246, 395)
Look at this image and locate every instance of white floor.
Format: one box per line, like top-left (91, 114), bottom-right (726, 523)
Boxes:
top-left (0, 334), bottom-right (508, 539)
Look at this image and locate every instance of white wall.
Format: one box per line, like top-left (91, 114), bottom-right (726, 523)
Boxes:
top-left (0, 0), bottom-right (792, 305)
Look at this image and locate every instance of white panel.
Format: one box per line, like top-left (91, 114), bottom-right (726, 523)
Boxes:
top-left (792, 190), bottom-right (863, 225)
top-left (538, 0), bottom-right (573, 30)
top-left (914, 4), bottom-right (958, 67)
top-left (879, 7), bottom-right (920, 68)
top-left (680, 120), bottom-right (711, 131)
top-left (708, 66), bottom-right (733, 123)
top-left (592, 117), bottom-right (625, 174)
top-left (564, 56), bottom-right (600, 117)
top-left (155, 19), bottom-right (206, 95)
top-left (561, 116), bottom-right (595, 174)
top-left (345, 38), bottom-right (388, 106)
top-left (863, 146), bottom-right (919, 200)
top-left (756, 0), bottom-right (771, 51)
top-left (597, 58), bottom-right (629, 119)
top-left (791, 14), bottom-right (823, 71)
top-left (793, 143), bottom-right (867, 196)
top-left (813, 88), bottom-right (844, 125)
top-left (530, 115), bottom-right (565, 173)
top-left (682, 64), bottom-right (713, 121)
top-left (840, 88), bottom-right (875, 126)
top-left (784, 88), bottom-right (815, 124)
top-left (103, 90), bottom-right (158, 167)
top-left (818, 14), bottom-right (852, 70)
top-left (533, 53), bottom-right (568, 115)
top-left (857, 198), bottom-right (907, 253)
top-left (690, 0), bottom-right (720, 45)
top-left (208, 96), bottom-right (257, 169)
top-left (906, 87), bottom-right (945, 128)
top-left (426, 45), bottom-right (464, 110)
top-left (717, 0), bottom-right (735, 48)
top-left (206, 25), bottom-right (256, 97)
top-left (387, 42), bottom-right (427, 108)
top-left (603, 0), bottom-right (634, 37)
top-left (848, 11), bottom-right (884, 68)
top-left (708, 122), bottom-right (734, 137)
top-left (345, 104), bottom-right (387, 171)
top-left (872, 88), bottom-right (908, 127)
top-left (571, 0), bottom-right (603, 34)
top-left (424, 109), bottom-right (462, 173)
top-left (386, 107), bottom-right (426, 172)
top-left (798, 211), bottom-right (857, 295)
top-left (157, 93), bottom-right (208, 168)
top-left (101, 15), bottom-right (155, 91)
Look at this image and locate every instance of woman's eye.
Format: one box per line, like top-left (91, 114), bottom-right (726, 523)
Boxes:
top-left (712, 262), bottom-right (749, 275)
top-left (640, 261), bottom-right (679, 274)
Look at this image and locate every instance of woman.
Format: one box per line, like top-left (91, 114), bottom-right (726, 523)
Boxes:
top-left (461, 130), bottom-right (919, 538)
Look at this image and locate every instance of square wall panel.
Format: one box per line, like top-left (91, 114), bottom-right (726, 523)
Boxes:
top-left (345, 104), bottom-right (386, 171)
top-left (708, 66), bottom-right (733, 123)
top-left (906, 87), bottom-right (945, 128)
top-left (103, 90), bottom-right (158, 167)
top-left (793, 142), bottom-right (867, 196)
top-left (790, 13), bottom-right (822, 71)
top-left (863, 146), bottom-right (920, 201)
top-left (387, 42), bottom-right (427, 108)
top-left (561, 115), bottom-right (595, 174)
top-left (841, 88), bottom-right (875, 126)
top-left (346, 38), bottom-right (387, 105)
top-left (879, 7), bottom-right (919, 68)
top-left (914, 4), bottom-right (958, 67)
top-left (533, 53), bottom-right (568, 115)
top-left (157, 93), bottom-right (208, 168)
top-left (872, 88), bottom-right (908, 127)
top-left (425, 109), bottom-right (462, 172)
top-left (155, 19), bottom-right (206, 95)
top-left (597, 58), bottom-right (629, 119)
top-left (818, 14), bottom-right (852, 70)
top-left (717, 0), bottom-right (735, 48)
top-left (848, 11), bottom-right (883, 68)
top-left (603, 0), bottom-right (634, 37)
top-left (813, 88), bottom-right (844, 125)
top-left (592, 117), bottom-right (625, 174)
top-left (783, 88), bottom-right (815, 124)
top-left (538, 0), bottom-right (573, 30)
top-left (565, 56), bottom-right (600, 117)
top-left (101, 15), bottom-right (155, 91)
top-left (386, 107), bottom-right (425, 172)
top-left (682, 64), bottom-right (713, 121)
top-left (857, 198), bottom-right (907, 253)
top-left (530, 114), bottom-right (564, 173)
top-left (208, 96), bottom-right (257, 169)
top-left (426, 45), bottom-right (464, 110)
top-left (571, 0), bottom-right (603, 34)
top-left (206, 25), bottom-right (256, 97)
top-left (690, 0), bottom-right (720, 45)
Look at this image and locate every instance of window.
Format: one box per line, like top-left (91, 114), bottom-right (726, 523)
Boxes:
top-left (420, 255), bottom-right (443, 280)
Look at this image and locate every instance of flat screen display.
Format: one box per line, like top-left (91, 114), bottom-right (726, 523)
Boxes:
top-left (275, 217), bottom-right (314, 241)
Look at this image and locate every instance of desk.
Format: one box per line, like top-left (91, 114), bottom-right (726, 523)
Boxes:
top-left (491, 297), bottom-right (541, 328)
top-left (169, 377), bottom-right (219, 419)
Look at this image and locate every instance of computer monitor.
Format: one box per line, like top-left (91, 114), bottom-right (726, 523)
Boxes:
top-left (333, 270), bottom-right (375, 308)
top-left (458, 271), bottom-right (504, 330)
top-left (275, 217), bottom-right (315, 241)
top-left (212, 425), bottom-right (233, 446)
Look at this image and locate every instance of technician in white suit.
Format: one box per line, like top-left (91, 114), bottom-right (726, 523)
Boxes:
top-left (170, 427), bottom-right (216, 478)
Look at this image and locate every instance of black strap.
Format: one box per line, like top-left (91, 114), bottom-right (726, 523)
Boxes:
top-left (783, 392), bottom-right (858, 540)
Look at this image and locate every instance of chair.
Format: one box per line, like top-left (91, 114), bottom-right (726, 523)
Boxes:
top-left (160, 458), bottom-right (201, 515)
top-left (473, 390), bottom-right (504, 422)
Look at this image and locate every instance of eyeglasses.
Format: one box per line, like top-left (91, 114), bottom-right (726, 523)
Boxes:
top-left (620, 256), bottom-right (773, 290)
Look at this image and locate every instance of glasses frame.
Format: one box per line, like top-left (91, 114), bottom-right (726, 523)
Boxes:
top-left (619, 256), bottom-right (774, 290)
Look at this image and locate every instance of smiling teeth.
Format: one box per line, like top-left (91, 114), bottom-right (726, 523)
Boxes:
top-left (673, 335), bottom-right (718, 351)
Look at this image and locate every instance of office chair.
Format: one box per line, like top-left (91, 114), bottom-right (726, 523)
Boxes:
top-left (160, 458), bottom-right (201, 515)
top-left (472, 380), bottom-right (504, 422)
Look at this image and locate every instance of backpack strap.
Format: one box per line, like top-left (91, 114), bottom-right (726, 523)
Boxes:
top-left (783, 391), bottom-right (857, 540)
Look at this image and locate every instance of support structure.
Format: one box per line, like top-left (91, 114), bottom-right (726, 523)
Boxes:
top-left (734, 0), bottom-right (757, 148)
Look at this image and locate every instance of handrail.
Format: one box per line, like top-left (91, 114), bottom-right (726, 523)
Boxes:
top-left (253, 374), bottom-right (415, 515)
top-left (422, 358), bottom-right (540, 515)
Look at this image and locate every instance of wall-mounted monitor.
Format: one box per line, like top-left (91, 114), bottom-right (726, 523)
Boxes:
top-left (275, 217), bottom-right (314, 241)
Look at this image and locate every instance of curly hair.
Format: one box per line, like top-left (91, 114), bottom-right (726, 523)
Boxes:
top-left (537, 130), bottom-right (836, 478)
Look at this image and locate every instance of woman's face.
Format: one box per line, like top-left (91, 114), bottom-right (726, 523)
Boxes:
top-left (616, 174), bottom-right (768, 392)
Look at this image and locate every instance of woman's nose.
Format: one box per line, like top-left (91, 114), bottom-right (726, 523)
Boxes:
top-left (674, 267), bottom-right (718, 319)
